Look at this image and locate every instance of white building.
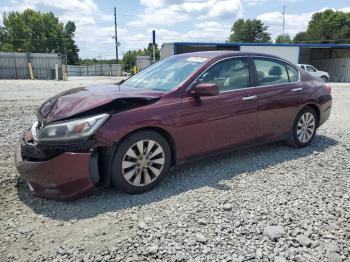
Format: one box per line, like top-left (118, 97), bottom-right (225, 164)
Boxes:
top-left (160, 42), bottom-right (350, 82)
top-left (136, 56), bottom-right (151, 71)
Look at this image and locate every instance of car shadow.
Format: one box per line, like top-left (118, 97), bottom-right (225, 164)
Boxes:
top-left (16, 134), bottom-right (338, 221)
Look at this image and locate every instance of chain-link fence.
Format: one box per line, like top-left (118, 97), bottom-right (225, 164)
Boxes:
top-left (67, 64), bottom-right (123, 77)
top-left (0, 52), bottom-right (66, 80)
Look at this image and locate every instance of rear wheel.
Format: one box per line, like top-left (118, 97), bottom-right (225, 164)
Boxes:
top-left (110, 130), bottom-right (171, 194)
top-left (286, 106), bottom-right (317, 148)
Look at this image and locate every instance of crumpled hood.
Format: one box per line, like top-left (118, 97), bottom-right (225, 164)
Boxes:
top-left (37, 84), bottom-right (163, 123)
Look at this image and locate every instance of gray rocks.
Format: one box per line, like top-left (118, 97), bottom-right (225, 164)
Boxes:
top-left (325, 244), bottom-right (340, 253)
top-left (326, 244), bottom-right (342, 262)
top-left (222, 203), bottom-right (233, 211)
top-left (138, 221), bottom-right (148, 230)
top-left (171, 254), bottom-right (186, 262)
top-left (327, 252), bottom-right (342, 262)
top-left (147, 244), bottom-right (158, 255)
top-left (1, 81), bottom-right (350, 261)
top-left (195, 233), bottom-right (207, 243)
top-left (197, 218), bottom-right (207, 225)
top-left (263, 226), bottom-right (285, 241)
top-left (274, 256), bottom-right (287, 262)
top-left (256, 248), bottom-right (263, 259)
top-left (296, 235), bottom-right (312, 247)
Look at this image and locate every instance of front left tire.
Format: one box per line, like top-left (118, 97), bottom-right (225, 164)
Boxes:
top-left (110, 130), bottom-right (171, 194)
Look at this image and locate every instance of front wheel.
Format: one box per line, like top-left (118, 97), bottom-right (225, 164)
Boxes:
top-left (286, 106), bottom-right (317, 148)
top-left (110, 130), bottom-right (171, 194)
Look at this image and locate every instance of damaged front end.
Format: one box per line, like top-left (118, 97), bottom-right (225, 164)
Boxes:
top-left (16, 114), bottom-right (108, 200)
top-left (15, 84), bottom-right (162, 200)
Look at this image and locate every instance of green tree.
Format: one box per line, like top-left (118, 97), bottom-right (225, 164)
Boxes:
top-left (121, 44), bottom-right (160, 72)
top-left (293, 9), bottom-right (350, 44)
top-left (0, 9), bottom-right (79, 64)
top-left (275, 34), bottom-right (292, 44)
top-left (140, 43), bottom-right (160, 60)
top-left (63, 21), bottom-right (79, 64)
top-left (293, 31), bottom-right (310, 43)
top-left (308, 9), bottom-right (350, 43)
top-left (122, 50), bottom-right (141, 72)
top-left (228, 19), bottom-right (271, 43)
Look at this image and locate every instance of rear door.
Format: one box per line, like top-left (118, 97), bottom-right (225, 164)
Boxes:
top-left (250, 57), bottom-right (304, 141)
top-left (180, 57), bottom-right (258, 158)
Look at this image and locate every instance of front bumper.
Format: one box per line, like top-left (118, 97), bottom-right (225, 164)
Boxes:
top-left (15, 141), bottom-right (96, 200)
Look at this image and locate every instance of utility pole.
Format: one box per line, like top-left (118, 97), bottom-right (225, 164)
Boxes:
top-left (282, 4), bottom-right (286, 43)
top-left (114, 6), bottom-right (119, 63)
top-left (152, 30), bottom-right (156, 62)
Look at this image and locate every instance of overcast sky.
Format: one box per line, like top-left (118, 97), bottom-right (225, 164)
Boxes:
top-left (0, 0), bottom-right (349, 59)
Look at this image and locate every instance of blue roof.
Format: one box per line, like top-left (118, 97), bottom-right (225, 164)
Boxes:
top-left (173, 42), bottom-right (350, 48)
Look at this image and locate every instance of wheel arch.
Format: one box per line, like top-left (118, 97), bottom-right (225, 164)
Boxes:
top-left (300, 103), bottom-right (320, 127)
top-left (110, 126), bottom-right (177, 165)
top-left (286, 103), bottom-right (320, 147)
top-left (321, 75), bottom-right (328, 81)
top-left (127, 126), bottom-right (177, 166)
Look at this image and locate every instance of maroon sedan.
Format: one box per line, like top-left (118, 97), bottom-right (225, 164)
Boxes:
top-left (15, 51), bottom-right (332, 200)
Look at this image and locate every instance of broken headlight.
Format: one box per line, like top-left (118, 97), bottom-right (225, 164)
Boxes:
top-left (37, 114), bottom-right (109, 142)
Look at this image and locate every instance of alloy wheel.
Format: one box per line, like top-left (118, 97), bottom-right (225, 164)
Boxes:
top-left (296, 112), bottom-right (316, 143)
top-left (121, 139), bottom-right (165, 187)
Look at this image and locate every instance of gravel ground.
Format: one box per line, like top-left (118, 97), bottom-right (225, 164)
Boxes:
top-left (0, 79), bottom-right (349, 262)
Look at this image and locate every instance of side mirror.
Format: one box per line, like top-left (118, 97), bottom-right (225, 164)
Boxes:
top-left (190, 83), bottom-right (219, 97)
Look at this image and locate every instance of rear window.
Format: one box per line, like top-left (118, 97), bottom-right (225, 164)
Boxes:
top-left (253, 59), bottom-right (289, 86)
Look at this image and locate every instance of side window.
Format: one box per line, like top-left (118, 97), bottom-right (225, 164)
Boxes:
top-left (253, 59), bottom-right (289, 86)
top-left (286, 65), bottom-right (299, 82)
top-left (306, 65), bottom-right (316, 72)
top-left (198, 58), bottom-right (250, 91)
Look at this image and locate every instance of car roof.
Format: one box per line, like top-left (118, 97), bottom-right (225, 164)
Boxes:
top-left (175, 50), bottom-right (284, 61)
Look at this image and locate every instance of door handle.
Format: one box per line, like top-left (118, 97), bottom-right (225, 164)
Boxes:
top-left (292, 87), bottom-right (303, 92)
top-left (242, 95), bottom-right (257, 101)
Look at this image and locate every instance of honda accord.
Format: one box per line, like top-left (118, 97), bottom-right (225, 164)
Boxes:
top-left (15, 51), bottom-right (332, 200)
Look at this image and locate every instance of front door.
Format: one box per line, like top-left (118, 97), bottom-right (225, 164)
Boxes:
top-left (180, 57), bottom-right (258, 159)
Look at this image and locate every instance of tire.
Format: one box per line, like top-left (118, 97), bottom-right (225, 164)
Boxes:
top-left (321, 76), bottom-right (328, 82)
top-left (286, 106), bottom-right (317, 148)
top-left (110, 130), bottom-right (171, 194)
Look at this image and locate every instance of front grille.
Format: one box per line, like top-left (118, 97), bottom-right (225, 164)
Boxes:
top-left (21, 139), bottom-right (94, 161)
top-left (21, 142), bottom-right (47, 160)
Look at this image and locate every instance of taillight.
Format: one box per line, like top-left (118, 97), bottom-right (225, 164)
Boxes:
top-left (324, 84), bottom-right (332, 95)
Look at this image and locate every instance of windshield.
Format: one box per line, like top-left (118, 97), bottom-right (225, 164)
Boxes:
top-left (121, 55), bottom-right (208, 91)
